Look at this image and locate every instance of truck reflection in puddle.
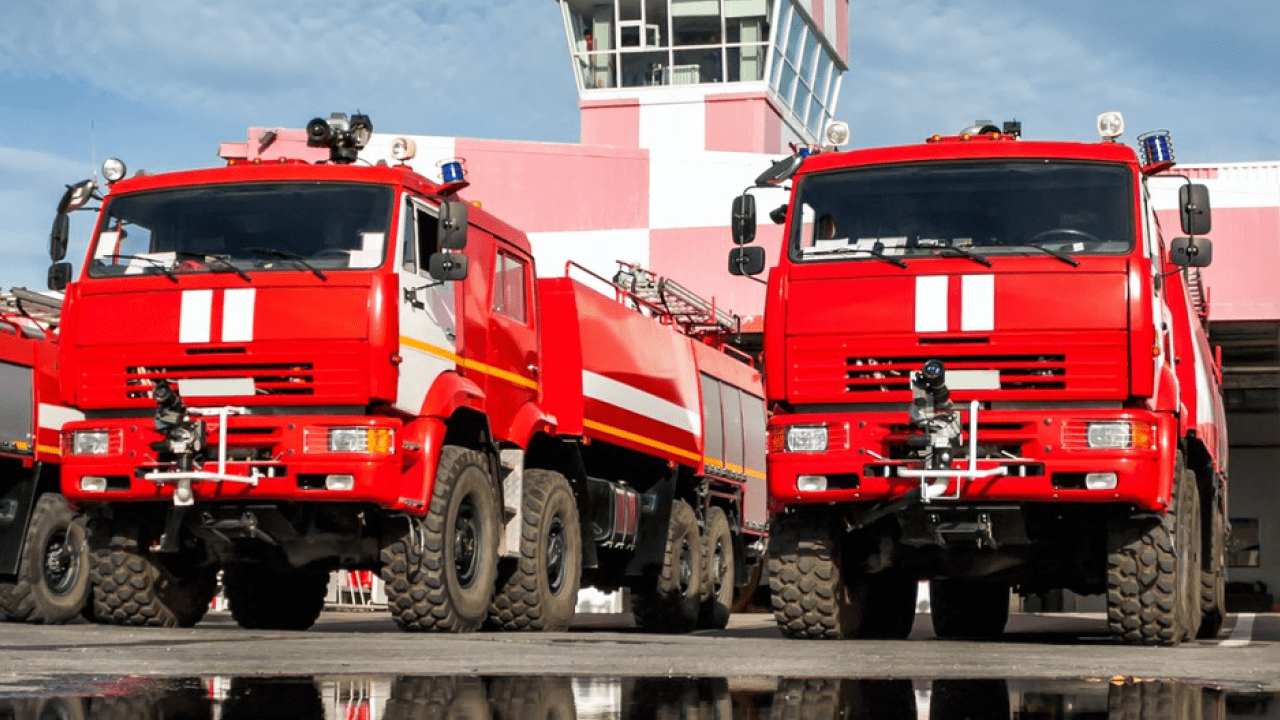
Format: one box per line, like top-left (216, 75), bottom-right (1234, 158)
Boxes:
top-left (0, 675), bottom-right (1270, 719)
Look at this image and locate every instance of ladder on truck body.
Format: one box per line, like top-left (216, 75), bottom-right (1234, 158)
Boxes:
top-left (1, 288), bottom-right (62, 336)
top-left (610, 262), bottom-right (740, 340)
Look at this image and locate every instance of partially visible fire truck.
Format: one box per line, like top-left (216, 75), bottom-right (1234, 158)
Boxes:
top-left (0, 288), bottom-right (91, 623)
top-left (49, 113), bottom-right (766, 632)
top-left (729, 114), bottom-right (1227, 645)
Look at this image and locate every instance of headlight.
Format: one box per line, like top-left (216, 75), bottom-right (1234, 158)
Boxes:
top-left (786, 425), bottom-right (829, 453)
top-left (309, 427), bottom-right (396, 454)
top-left (68, 430), bottom-right (119, 456)
top-left (1068, 421), bottom-right (1155, 450)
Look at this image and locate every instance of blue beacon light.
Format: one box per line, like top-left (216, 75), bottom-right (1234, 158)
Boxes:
top-left (1138, 130), bottom-right (1175, 174)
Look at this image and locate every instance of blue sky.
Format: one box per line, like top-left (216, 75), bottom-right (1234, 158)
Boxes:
top-left (2, 0), bottom-right (1277, 291)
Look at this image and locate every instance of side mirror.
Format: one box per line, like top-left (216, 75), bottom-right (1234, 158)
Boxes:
top-left (728, 246), bottom-right (766, 276)
top-left (56, 179), bottom-right (96, 215)
top-left (769, 204), bottom-right (788, 224)
top-left (754, 154), bottom-right (804, 187)
top-left (1170, 237), bottom-right (1213, 268)
top-left (1180, 183), bottom-right (1211, 236)
top-left (438, 201), bottom-right (469, 250)
top-left (50, 214), bottom-right (70, 262)
top-left (428, 252), bottom-right (469, 281)
top-left (48, 262), bottom-right (72, 292)
top-left (731, 194), bottom-right (757, 245)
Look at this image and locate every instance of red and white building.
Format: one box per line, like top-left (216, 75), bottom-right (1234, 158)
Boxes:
top-left (220, 0), bottom-right (1280, 610)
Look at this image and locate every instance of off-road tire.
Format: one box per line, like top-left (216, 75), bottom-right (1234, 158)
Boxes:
top-left (697, 506), bottom-right (735, 630)
top-left (88, 527), bottom-right (215, 628)
top-left (931, 679), bottom-right (1009, 720)
top-left (632, 499), bottom-right (703, 634)
top-left (1106, 461), bottom-right (1201, 645)
top-left (381, 445), bottom-right (499, 632)
top-left (1198, 486), bottom-right (1227, 639)
top-left (0, 493), bottom-right (90, 624)
top-left (861, 570), bottom-right (918, 639)
top-left (929, 579), bottom-right (1010, 639)
top-left (220, 678), bottom-right (324, 718)
top-left (223, 564), bottom-right (329, 630)
top-left (489, 469), bottom-right (582, 631)
top-left (767, 517), bottom-right (864, 639)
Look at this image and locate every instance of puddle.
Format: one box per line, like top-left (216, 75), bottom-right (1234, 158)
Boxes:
top-left (0, 675), bottom-right (1271, 719)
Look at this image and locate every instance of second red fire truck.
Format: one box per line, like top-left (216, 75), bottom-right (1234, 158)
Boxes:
top-left (50, 113), bottom-right (766, 632)
top-left (730, 114), bottom-right (1228, 645)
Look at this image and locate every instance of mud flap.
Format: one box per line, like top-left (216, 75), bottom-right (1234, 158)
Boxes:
top-left (0, 465), bottom-right (40, 579)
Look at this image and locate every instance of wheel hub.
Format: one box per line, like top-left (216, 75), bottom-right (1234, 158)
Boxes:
top-left (546, 517), bottom-right (566, 594)
top-left (43, 530), bottom-right (77, 593)
top-left (454, 501), bottom-right (479, 587)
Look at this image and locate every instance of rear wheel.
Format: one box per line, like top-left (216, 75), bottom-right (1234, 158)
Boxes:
top-left (0, 493), bottom-right (90, 624)
top-left (929, 579), bottom-right (1010, 639)
top-left (860, 570), bottom-right (918, 639)
top-left (489, 469), bottom-right (582, 631)
top-left (224, 564), bottom-right (329, 630)
top-left (1198, 485), bottom-right (1227, 639)
top-left (698, 507), bottom-right (735, 630)
top-left (633, 499), bottom-right (703, 633)
top-left (382, 445), bottom-right (500, 632)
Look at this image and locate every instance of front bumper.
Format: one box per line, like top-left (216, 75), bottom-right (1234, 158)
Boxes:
top-left (767, 406), bottom-right (1176, 514)
top-left (60, 412), bottom-right (443, 513)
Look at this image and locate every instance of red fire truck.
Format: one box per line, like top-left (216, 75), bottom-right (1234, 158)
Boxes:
top-left (729, 114), bottom-right (1227, 645)
top-left (0, 288), bottom-right (91, 624)
top-left (49, 113), bottom-right (766, 632)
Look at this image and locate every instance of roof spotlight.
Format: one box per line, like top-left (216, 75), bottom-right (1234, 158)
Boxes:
top-left (390, 137), bottom-right (417, 162)
top-left (823, 120), bottom-right (851, 148)
top-left (1096, 111), bottom-right (1124, 141)
top-left (101, 157), bottom-right (127, 183)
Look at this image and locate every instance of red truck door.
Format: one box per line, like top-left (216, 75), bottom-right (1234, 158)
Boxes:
top-left (484, 242), bottom-right (539, 439)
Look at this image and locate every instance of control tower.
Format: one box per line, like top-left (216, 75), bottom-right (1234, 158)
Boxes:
top-left (554, 0), bottom-right (848, 153)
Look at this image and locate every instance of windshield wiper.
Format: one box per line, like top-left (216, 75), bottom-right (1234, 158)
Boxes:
top-left (803, 245), bottom-right (907, 268)
top-left (993, 241), bottom-right (1080, 267)
top-left (928, 245), bottom-right (992, 267)
top-left (97, 254), bottom-right (179, 282)
top-left (245, 247), bottom-right (327, 280)
top-left (169, 251), bottom-right (252, 282)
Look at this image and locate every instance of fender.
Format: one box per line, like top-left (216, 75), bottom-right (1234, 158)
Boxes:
top-left (393, 416), bottom-right (448, 515)
top-left (503, 400), bottom-right (557, 450)
top-left (419, 370), bottom-right (486, 420)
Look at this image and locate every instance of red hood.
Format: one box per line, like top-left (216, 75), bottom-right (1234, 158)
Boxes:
top-left (779, 257), bottom-right (1132, 405)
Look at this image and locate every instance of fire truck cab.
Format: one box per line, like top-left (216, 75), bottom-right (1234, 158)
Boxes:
top-left (730, 115), bottom-right (1228, 645)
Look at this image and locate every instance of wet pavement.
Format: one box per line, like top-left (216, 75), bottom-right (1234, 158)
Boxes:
top-left (0, 611), bottom-right (1277, 717)
top-left (0, 674), bottom-right (1274, 719)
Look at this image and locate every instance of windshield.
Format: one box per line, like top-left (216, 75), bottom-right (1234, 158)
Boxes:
top-left (87, 183), bottom-right (395, 278)
top-left (790, 161), bottom-right (1134, 263)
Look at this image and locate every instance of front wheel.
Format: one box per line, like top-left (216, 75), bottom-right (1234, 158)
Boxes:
top-left (1106, 459), bottom-right (1201, 645)
top-left (488, 469), bottom-right (582, 631)
top-left (632, 499), bottom-right (703, 633)
top-left (89, 523), bottom-right (215, 628)
top-left (382, 445), bottom-right (500, 632)
top-left (767, 517), bottom-right (863, 639)
top-left (0, 493), bottom-right (90, 624)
